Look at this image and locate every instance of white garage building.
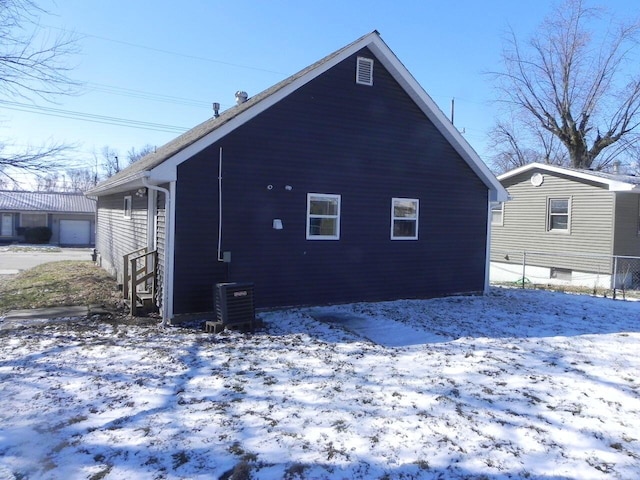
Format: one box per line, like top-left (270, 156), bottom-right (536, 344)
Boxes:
top-left (0, 191), bottom-right (96, 246)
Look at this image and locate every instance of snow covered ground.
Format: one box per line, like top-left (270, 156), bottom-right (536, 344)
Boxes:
top-left (0, 287), bottom-right (639, 480)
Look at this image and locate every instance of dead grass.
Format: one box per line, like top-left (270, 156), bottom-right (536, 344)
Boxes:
top-left (494, 281), bottom-right (640, 300)
top-left (0, 261), bottom-right (123, 314)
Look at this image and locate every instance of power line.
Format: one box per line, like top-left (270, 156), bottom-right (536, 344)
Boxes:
top-left (0, 99), bottom-right (189, 134)
top-left (85, 81), bottom-right (219, 109)
top-left (45, 24), bottom-right (288, 76)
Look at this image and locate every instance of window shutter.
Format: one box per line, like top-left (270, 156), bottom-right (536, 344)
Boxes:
top-left (356, 57), bottom-right (374, 86)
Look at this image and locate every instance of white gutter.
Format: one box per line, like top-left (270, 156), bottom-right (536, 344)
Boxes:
top-left (85, 171), bottom-right (150, 196)
top-left (142, 176), bottom-right (172, 327)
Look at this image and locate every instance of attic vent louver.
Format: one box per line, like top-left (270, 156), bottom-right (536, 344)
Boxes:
top-left (356, 57), bottom-right (374, 86)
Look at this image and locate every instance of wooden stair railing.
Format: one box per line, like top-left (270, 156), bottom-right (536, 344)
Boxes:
top-left (123, 247), bottom-right (158, 316)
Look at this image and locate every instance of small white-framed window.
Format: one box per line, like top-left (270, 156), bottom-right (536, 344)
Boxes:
top-left (20, 212), bottom-right (47, 228)
top-left (356, 57), bottom-right (374, 86)
top-left (307, 193), bottom-right (340, 240)
top-left (547, 197), bottom-right (570, 232)
top-left (391, 198), bottom-right (419, 240)
top-left (491, 202), bottom-right (504, 226)
top-left (123, 196), bottom-right (132, 219)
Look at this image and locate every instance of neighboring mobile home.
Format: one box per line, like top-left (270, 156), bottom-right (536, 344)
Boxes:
top-left (86, 31), bottom-right (507, 322)
top-left (491, 163), bottom-right (640, 288)
top-left (0, 190), bottom-right (96, 246)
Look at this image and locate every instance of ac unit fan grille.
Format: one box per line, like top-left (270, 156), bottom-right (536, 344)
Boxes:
top-left (215, 282), bottom-right (255, 327)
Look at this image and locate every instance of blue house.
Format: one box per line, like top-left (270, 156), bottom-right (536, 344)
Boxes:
top-left (86, 31), bottom-right (507, 322)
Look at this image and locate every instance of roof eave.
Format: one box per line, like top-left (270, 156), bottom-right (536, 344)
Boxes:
top-left (366, 36), bottom-right (508, 201)
top-left (498, 163), bottom-right (637, 191)
top-left (85, 171), bottom-right (150, 197)
top-left (90, 31), bottom-right (508, 202)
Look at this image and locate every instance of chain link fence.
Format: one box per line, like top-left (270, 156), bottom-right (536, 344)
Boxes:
top-left (490, 250), bottom-right (640, 300)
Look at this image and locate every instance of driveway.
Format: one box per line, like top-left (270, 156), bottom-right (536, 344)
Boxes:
top-left (0, 247), bottom-right (94, 274)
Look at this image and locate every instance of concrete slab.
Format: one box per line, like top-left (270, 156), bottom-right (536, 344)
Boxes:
top-left (0, 247), bottom-right (94, 274)
top-left (309, 310), bottom-right (450, 347)
top-left (0, 306), bottom-right (94, 330)
top-left (3, 306), bottom-right (89, 321)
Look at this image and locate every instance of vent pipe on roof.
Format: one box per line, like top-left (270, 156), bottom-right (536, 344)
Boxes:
top-left (235, 91), bottom-right (248, 105)
top-left (613, 160), bottom-right (620, 174)
top-left (213, 102), bottom-right (220, 118)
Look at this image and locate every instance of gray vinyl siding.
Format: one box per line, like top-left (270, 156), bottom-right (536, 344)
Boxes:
top-left (612, 193), bottom-right (640, 257)
top-left (491, 170), bottom-right (614, 273)
top-left (155, 189), bottom-right (167, 306)
top-left (95, 191), bottom-right (148, 283)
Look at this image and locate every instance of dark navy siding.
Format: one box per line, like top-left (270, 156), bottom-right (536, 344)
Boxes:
top-left (173, 47), bottom-right (488, 313)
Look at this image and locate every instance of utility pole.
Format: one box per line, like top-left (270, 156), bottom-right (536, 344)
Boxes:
top-left (451, 97), bottom-right (455, 126)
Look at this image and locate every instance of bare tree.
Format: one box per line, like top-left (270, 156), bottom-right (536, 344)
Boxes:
top-left (491, 0), bottom-right (640, 170)
top-left (489, 116), bottom-right (568, 173)
top-left (127, 144), bottom-right (154, 165)
top-left (0, 140), bottom-right (69, 182)
top-left (0, 0), bottom-right (79, 182)
top-left (65, 167), bottom-right (95, 192)
top-left (35, 171), bottom-right (59, 191)
top-left (99, 146), bottom-right (120, 178)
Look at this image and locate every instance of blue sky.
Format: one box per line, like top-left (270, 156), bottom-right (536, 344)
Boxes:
top-left (1, 0), bottom-right (635, 185)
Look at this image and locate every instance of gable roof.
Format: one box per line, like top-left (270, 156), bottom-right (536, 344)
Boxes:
top-left (498, 162), bottom-right (640, 192)
top-left (0, 190), bottom-right (96, 213)
top-left (86, 31), bottom-right (507, 201)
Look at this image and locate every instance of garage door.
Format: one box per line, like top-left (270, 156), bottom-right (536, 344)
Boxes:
top-left (59, 220), bottom-right (91, 245)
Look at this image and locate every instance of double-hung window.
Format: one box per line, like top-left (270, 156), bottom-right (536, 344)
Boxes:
top-left (307, 193), bottom-right (340, 240)
top-left (548, 198), bottom-right (570, 232)
top-left (391, 198), bottom-right (419, 240)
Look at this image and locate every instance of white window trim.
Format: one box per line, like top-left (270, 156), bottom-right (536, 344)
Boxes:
top-left (491, 201), bottom-right (504, 226)
top-left (547, 197), bottom-right (571, 233)
top-left (123, 195), bottom-right (132, 219)
top-left (20, 212), bottom-right (47, 228)
top-left (356, 56), bottom-right (374, 86)
top-left (306, 193), bottom-right (341, 240)
top-left (391, 198), bottom-right (419, 240)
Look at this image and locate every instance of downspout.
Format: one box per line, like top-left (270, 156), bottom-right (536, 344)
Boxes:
top-left (142, 176), bottom-right (172, 326)
top-left (484, 195), bottom-right (493, 295)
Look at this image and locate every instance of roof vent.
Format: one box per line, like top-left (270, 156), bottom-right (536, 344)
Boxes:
top-left (613, 160), bottom-right (620, 174)
top-left (212, 102), bottom-right (220, 118)
top-left (356, 57), bottom-right (374, 86)
top-left (235, 91), bottom-right (248, 105)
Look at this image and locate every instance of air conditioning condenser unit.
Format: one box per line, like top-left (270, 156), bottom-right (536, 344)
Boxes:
top-left (214, 282), bottom-right (255, 329)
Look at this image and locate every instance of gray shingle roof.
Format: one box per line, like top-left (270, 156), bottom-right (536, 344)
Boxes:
top-left (573, 168), bottom-right (640, 185)
top-left (86, 32), bottom-right (374, 195)
top-left (0, 191), bottom-right (96, 213)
